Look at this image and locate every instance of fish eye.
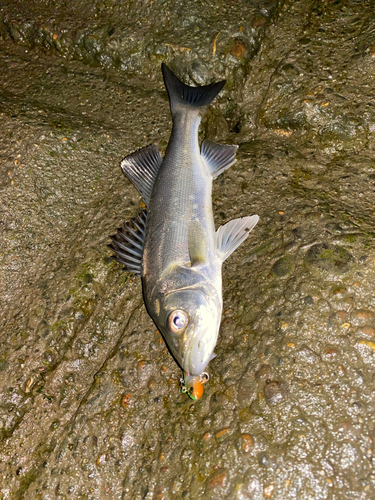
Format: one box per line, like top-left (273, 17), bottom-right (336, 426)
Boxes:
top-left (167, 310), bottom-right (189, 333)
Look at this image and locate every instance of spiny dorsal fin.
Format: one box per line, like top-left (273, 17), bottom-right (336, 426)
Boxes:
top-left (216, 215), bottom-right (259, 262)
top-left (108, 211), bottom-right (147, 276)
top-left (201, 140), bottom-right (238, 179)
top-left (121, 145), bottom-right (162, 206)
top-left (162, 63), bottom-right (226, 116)
top-left (188, 220), bottom-right (208, 266)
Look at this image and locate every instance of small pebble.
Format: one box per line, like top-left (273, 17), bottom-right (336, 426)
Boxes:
top-left (258, 452), bottom-right (272, 467)
top-left (304, 295), bottom-right (314, 305)
top-left (25, 377), bottom-right (34, 393)
top-left (294, 345), bottom-right (320, 364)
top-left (241, 433), bottom-right (253, 452)
top-left (121, 394), bottom-right (132, 408)
top-left (325, 347), bottom-right (338, 358)
top-left (230, 39), bottom-right (247, 59)
top-left (331, 285), bottom-right (347, 296)
top-left (292, 227), bottom-right (302, 239)
top-left (351, 309), bottom-right (374, 326)
top-left (325, 222), bottom-right (342, 232)
top-left (137, 360), bottom-right (147, 370)
top-left (96, 454), bottom-right (106, 465)
top-left (359, 326), bottom-right (375, 338)
top-left (252, 15), bottom-right (266, 28)
top-left (264, 381), bottom-right (286, 405)
top-left (255, 364), bottom-right (272, 381)
top-left (337, 310), bottom-right (347, 320)
top-left (148, 378), bottom-right (156, 390)
top-left (153, 485), bottom-right (167, 500)
top-left (264, 484), bottom-right (274, 497)
top-left (206, 468), bottom-right (228, 491)
top-left (215, 428), bottom-right (229, 439)
top-left (358, 340), bottom-right (375, 352)
top-left (271, 256), bottom-right (293, 277)
top-left (250, 400), bottom-right (262, 415)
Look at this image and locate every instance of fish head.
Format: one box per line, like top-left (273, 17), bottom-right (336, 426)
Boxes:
top-left (159, 287), bottom-right (221, 376)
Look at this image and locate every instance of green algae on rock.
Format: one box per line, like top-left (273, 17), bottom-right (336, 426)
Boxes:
top-left (304, 243), bottom-right (354, 275)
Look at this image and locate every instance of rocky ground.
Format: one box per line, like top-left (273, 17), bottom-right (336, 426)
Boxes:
top-left (0, 0), bottom-right (375, 498)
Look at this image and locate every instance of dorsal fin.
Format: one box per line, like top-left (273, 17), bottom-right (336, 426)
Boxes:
top-left (121, 145), bottom-right (162, 206)
top-left (216, 215), bottom-right (259, 262)
top-left (108, 211), bottom-right (147, 276)
top-left (201, 140), bottom-right (238, 179)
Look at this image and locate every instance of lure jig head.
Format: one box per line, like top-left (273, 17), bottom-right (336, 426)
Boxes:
top-left (180, 372), bottom-right (209, 400)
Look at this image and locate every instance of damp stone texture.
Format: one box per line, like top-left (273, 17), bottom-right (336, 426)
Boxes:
top-left (0, 0), bottom-right (375, 498)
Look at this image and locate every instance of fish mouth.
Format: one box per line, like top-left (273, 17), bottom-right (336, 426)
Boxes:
top-left (182, 340), bottom-right (211, 376)
top-left (181, 312), bottom-right (218, 376)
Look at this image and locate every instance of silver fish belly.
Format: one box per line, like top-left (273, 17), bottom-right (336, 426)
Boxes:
top-left (109, 63), bottom-right (259, 378)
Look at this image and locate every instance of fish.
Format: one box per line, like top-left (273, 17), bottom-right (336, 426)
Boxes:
top-left (109, 63), bottom-right (259, 382)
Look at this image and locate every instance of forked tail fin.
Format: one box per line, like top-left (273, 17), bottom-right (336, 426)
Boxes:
top-left (161, 63), bottom-right (226, 115)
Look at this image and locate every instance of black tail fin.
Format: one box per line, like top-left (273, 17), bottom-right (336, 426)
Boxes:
top-left (161, 63), bottom-right (226, 115)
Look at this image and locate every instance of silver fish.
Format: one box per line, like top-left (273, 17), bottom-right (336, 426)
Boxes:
top-left (110, 64), bottom-right (258, 377)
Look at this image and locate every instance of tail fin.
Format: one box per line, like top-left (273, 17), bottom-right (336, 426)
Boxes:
top-left (161, 63), bottom-right (226, 114)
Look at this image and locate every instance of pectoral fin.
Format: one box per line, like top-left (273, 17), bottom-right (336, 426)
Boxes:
top-left (188, 220), bottom-right (208, 266)
top-left (201, 139), bottom-right (238, 179)
top-left (121, 144), bottom-right (162, 206)
top-left (216, 215), bottom-right (259, 262)
top-left (108, 211), bottom-right (147, 276)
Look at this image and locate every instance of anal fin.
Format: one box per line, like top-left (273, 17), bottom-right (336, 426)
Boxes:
top-left (216, 215), bottom-right (259, 262)
top-left (108, 211), bottom-right (147, 276)
top-left (201, 139), bottom-right (238, 179)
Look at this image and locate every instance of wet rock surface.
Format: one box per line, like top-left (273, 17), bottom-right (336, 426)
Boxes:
top-left (1, 0), bottom-right (375, 498)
